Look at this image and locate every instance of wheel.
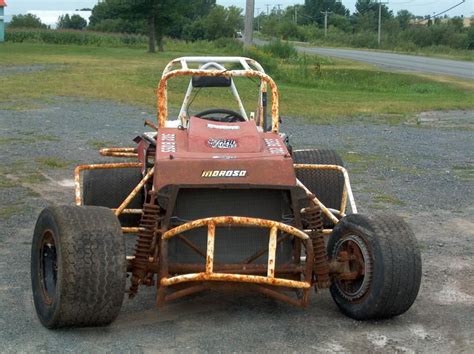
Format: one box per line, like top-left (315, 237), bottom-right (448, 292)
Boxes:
top-left (327, 214), bottom-right (422, 320)
top-left (31, 206), bottom-right (126, 328)
top-left (83, 168), bottom-right (143, 226)
top-left (293, 149), bottom-right (345, 225)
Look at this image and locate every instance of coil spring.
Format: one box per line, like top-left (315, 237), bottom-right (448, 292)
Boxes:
top-left (303, 204), bottom-right (331, 289)
top-left (129, 193), bottom-right (161, 297)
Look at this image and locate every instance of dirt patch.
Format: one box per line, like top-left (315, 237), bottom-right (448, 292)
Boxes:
top-left (0, 64), bottom-right (62, 77)
top-left (415, 110), bottom-right (474, 130)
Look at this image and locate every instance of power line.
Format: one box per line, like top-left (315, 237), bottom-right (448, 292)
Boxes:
top-left (430, 0), bottom-right (466, 18)
top-left (414, 0), bottom-right (466, 23)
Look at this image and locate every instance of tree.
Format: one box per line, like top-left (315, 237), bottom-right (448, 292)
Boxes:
top-left (329, 14), bottom-right (352, 32)
top-left (57, 14), bottom-right (87, 30)
top-left (183, 5), bottom-right (243, 41)
top-left (449, 16), bottom-right (464, 31)
top-left (89, 0), bottom-right (216, 52)
top-left (304, 0), bottom-right (349, 27)
top-left (396, 9), bottom-right (413, 30)
top-left (9, 14), bottom-right (47, 29)
top-left (353, 0), bottom-right (392, 32)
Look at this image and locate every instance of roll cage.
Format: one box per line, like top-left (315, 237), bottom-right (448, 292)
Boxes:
top-left (157, 56), bottom-right (280, 133)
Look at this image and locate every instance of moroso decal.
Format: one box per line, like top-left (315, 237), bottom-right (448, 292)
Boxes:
top-left (201, 170), bottom-right (247, 178)
top-left (208, 138), bottom-right (237, 149)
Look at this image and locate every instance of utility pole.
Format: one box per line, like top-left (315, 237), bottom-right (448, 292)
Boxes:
top-left (294, 6), bottom-right (298, 25)
top-left (265, 4), bottom-right (270, 16)
top-left (377, 1), bottom-right (389, 46)
top-left (244, 0), bottom-right (255, 48)
top-left (321, 11), bottom-right (332, 37)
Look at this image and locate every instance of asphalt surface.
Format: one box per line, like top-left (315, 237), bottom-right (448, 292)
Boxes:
top-left (0, 97), bottom-right (473, 352)
top-left (299, 47), bottom-right (474, 79)
top-left (253, 39), bottom-right (474, 79)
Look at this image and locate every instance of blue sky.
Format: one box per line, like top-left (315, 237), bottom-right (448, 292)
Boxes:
top-left (4, 0), bottom-right (473, 17)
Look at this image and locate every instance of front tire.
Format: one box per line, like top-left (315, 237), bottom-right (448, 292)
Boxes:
top-left (327, 214), bottom-right (422, 320)
top-left (31, 206), bottom-right (126, 328)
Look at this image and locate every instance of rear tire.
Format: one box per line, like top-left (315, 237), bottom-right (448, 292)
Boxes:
top-left (31, 206), bottom-right (126, 328)
top-left (293, 149), bottom-right (345, 225)
top-left (83, 168), bottom-right (143, 226)
top-left (327, 214), bottom-right (422, 320)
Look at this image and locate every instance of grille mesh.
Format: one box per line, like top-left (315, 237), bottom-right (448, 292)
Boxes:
top-left (168, 188), bottom-right (294, 264)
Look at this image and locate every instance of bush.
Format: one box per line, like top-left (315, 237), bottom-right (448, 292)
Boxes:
top-left (5, 28), bottom-right (148, 48)
top-left (242, 47), bottom-right (278, 74)
top-left (213, 38), bottom-right (244, 54)
top-left (262, 39), bottom-right (297, 59)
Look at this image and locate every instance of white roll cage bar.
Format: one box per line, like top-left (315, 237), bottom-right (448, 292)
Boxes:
top-left (157, 56), bottom-right (280, 132)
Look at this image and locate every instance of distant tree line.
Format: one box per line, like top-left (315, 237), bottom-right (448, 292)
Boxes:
top-left (260, 0), bottom-right (473, 50)
top-left (6, 0), bottom-right (473, 52)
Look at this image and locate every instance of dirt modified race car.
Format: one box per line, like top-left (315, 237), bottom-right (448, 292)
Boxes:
top-left (31, 56), bottom-right (422, 328)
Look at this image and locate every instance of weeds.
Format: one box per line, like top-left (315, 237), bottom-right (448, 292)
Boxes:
top-left (36, 157), bottom-right (72, 169)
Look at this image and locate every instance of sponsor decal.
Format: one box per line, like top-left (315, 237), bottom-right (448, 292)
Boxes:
top-left (201, 170), bottom-right (247, 178)
top-left (208, 138), bottom-right (238, 149)
top-left (207, 123), bottom-right (240, 130)
top-left (160, 133), bottom-right (176, 152)
top-left (264, 138), bottom-right (285, 155)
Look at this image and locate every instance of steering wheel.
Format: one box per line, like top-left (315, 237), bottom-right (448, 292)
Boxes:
top-left (195, 109), bottom-right (246, 123)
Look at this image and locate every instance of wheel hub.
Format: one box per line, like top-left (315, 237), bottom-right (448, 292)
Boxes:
top-left (40, 230), bottom-right (57, 304)
top-left (333, 234), bottom-right (372, 301)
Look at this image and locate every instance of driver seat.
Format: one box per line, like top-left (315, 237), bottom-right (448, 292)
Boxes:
top-left (187, 116), bottom-right (263, 153)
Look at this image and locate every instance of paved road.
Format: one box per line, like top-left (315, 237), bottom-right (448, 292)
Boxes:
top-left (299, 47), bottom-right (474, 79)
top-left (254, 39), bottom-right (474, 79)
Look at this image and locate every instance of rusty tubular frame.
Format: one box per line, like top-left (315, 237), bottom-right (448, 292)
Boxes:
top-left (74, 163), bottom-right (152, 232)
top-left (74, 162), bottom-right (141, 206)
top-left (157, 66), bottom-right (280, 133)
top-left (294, 164), bottom-right (358, 226)
top-left (160, 216), bottom-right (312, 290)
top-left (122, 227), bottom-right (146, 234)
top-left (99, 147), bottom-right (138, 158)
top-left (114, 167), bottom-right (154, 216)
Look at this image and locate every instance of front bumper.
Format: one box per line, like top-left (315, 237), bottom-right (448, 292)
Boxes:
top-left (157, 216), bottom-right (314, 307)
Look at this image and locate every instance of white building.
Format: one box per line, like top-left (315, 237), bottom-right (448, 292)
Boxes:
top-left (27, 10), bottom-right (91, 29)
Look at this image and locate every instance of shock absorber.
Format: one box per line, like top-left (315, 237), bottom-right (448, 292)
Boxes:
top-left (302, 204), bottom-right (331, 289)
top-left (129, 192), bottom-right (161, 297)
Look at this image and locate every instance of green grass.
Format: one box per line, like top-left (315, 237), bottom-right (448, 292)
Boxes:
top-left (87, 139), bottom-right (114, 149)
top-left (372, 194), bottom-right (406, 206)
top-left (0, 42), bottom-right (472, 122)
top-left (36, 157), bottom-right (73, 169)
top-left (452, 165), bottom-right (474, 182)
top-left (0, 204), bottom-right (23, 219)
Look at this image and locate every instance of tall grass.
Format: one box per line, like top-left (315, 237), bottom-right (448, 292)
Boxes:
top-left (262, 39), bottom-right (297, 59)
top-left (6, 28), bottom-right (148, 48)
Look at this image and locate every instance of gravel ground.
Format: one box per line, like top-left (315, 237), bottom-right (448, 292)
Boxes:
top-left (0, 98), bottom-right (473, 353)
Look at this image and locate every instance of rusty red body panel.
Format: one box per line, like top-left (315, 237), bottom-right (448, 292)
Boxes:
top-left (153, 117), bottom-right (295, 191)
